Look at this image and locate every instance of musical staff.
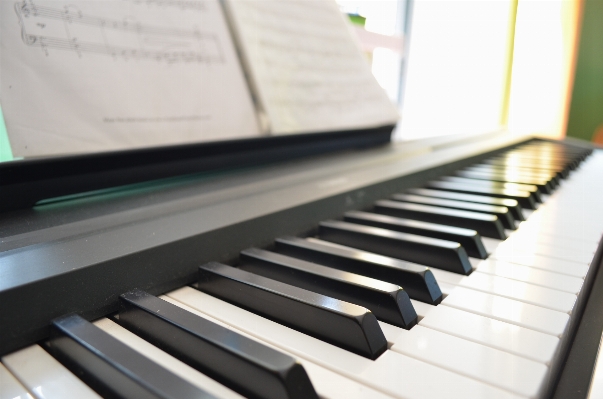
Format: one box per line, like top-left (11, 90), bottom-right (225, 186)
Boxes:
top-left (14, 0), bottom-right (223, 63)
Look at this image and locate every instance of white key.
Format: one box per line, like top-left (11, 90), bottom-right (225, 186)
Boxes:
top-left (518, 217), bottom-right (603, 240)
top-left (416, 305), bottom-right (560, 365)
top-left (437, 281), bottom-right (458, 296)
top-left (494, 242), bottom-right (595, 265)
top-left (299, 359), bottom-right (397, 399)
top-left (167, 287), bottom-right (519, 399)
top-left (158, 295), bottom-right (397, 399)
top-left (506, 231), bottom-right (600, 253)
top-left (0, 363), bottom-right (32, 399)
top-left (441, 286), bottom-right (570, 337)
top-left (490, 252), bottom-right (589, 278)
top-left (429, 268), bottom-right (577, 314)
top-left (474, 259), bottom-right (584, 294)
top-left (93, 318), bottom-right (245, 399)
top-left (2, 345), bottom-right (101, 399)
top-left (514, 224), bottom-right (601, 245)
top-left (410, 299), bottom-right (436, 320)
top-left (522, 209), bottom-right (535, 219)
top-left (482, 237), bottom-right (504, 254)
top-left (388, 325), bottom-right (548, 398)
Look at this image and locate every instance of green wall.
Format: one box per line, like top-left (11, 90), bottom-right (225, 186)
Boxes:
top-left (566, 0), bottom-right (603, 142)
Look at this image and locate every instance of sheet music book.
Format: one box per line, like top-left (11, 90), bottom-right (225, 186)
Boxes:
top-left (224, 0), bottom-right (399, 135)
top-left (0, 0), bottom-right (262, 158)
top-left (0, 0), bottom-right (399, 158)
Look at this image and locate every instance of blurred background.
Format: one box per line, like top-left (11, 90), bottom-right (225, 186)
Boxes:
top-left (337, 0), bottom-right (603, 144)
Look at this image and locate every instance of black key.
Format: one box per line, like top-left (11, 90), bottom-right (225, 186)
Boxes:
top-left (239, 248), bottom-right (418, 329)
top-left (487, 155), bottom-right (570, 170)
top-left (198, 262), bottom-right (387, 360)
top-left (46, 314), bottom-right (219, 399)
top-left (426, 181), bottom-right (537, 210)
top-left (464, 163), bottom-right (559, 180)
top-left (118, 290), bottom-right (318, 399)
top-left (374, 200), bottom-right (507, 240)
top-left (319, 220), bottom-right (472, 275)
top-left (518, 143), bottom-right (589, 160)
top-left (499, 149), bottom-right (577, 162)
top-left (483, 159), bottom-right (569, 178)
top-left (478, 161), bottom-right (567, 180)
top-left (456, 170), bottom-right (553, 194)
top-left (344, 210), bottom-right (488, 259)
top-left (390, 193), bottom-right (516, 230)
top-left (463, 165), bottom-right (559, 187)
top-left (496, 153), bottom-right (577, 168)
top-left (439, 176), bottom-right (543, 202)
top-left (406, 188), bottom-right (525, 221)
top-left (274, 236), bottom-right (442, 305)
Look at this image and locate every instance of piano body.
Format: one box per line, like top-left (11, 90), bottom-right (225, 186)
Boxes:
top-left (1, 128), bottom-right (602, 399)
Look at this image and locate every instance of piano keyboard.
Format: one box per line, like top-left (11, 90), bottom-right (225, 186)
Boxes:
top-left (2, 140), bottom-right (602, 399)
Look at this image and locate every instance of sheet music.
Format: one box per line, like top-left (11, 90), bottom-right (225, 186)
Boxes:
top-left (224, 0), bottom-right (399, 135)
top-left (0, 0), bottom-right (261, 158)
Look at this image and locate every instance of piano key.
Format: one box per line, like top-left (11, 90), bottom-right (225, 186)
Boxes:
top-left (494, 154), bottom-right (576, 166)
top-left (167, 287), bottom-right (520, 399)
top-left (343, 210), bottom-right (488, 259)
top-left (416, 305), bottom-right (560, 365)
top-left (406, 187), bottom-right (525, 221)
top-left (374, 199), bottom-right (507, 239)
top-left (456, 170), bottom-right (553, 194)
top-left (117, 289), bottom-right (318, 399)
top-left (94, 318), bottom-right (245, 399)
top-left (2, 344), bottom-right (101, 399)
top-left (514, 147), bottom-right (577, 163)
top-left (486, 163), bottom-right (568, 180)
top-left (443, 174), bottom-right (542, 193)
top-left (475, 237), bottom-right (505, 258)
top-left (427, 180), bottom-right (537, 209)
top-left (319, 220), bottom-right (472, 275)
top-left (197, 262), bottom-right (387, 359)
top-left (520, 211), bottom-right (603, 237)
top-left (462, 165), bottom-right (559, 186)
top-left (390, 193), bottom-right (517, 229)
top-left (410, 299), bottom-right (436, 319)
top-left (274, 236), bottom-right (443, 305)
top-left (473, 259), bottom-right (584, 294)
top-left (387, 325), bottom-right (549, 398)
top-left (239, 248), bottom-right (417, 329)
top-left (494, 153), bottom-right (577, 167)
top-left (490, 251), bottom-right (591, 278)
top-left (437, 281), bottom-right (461, 296)
top-left (479, 252), bottom-right (588, 278)
top-left (428, 268), bottom-right (577, 314)
top-left (0, 362), bottom-right (32, 399)
top-left (441, 286), bottom-right (570, 337)
top-left (47, 314), bottom-right (219, 399)
top-left (483, 159), bottom-right (568, 178)
top-left (514, 161), bottom-right (576, 175)
top-left (509, 231), bottom-right (600, 254)
top-left (439, 176), bottom-right (543, 201)
top-left (497, 148), bottom-right (578, 160)
top-left (514, 221), bottom-right (602, 245)
top-left (158, 296), bottom-right (397, 399)
top-left (494, 240), bottom-right (596, 264)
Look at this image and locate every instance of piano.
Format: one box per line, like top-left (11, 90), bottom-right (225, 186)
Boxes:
top-left (1, 129), bottom-right (602, 399)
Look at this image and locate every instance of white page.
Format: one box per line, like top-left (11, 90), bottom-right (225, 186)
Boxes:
top-left (0, 0), bottom-right (261, 158)
top-left (224, 0), bottom-right (399, 135)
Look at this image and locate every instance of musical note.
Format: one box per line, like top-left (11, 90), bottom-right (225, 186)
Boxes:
top-left (14, 0), bottom-right (223, 63)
